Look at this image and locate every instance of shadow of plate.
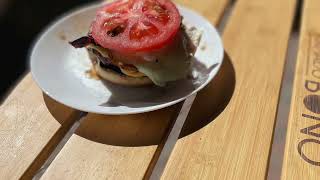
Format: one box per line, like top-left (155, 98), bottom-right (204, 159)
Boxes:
top-left (43, 52), bottom-right (235, 146)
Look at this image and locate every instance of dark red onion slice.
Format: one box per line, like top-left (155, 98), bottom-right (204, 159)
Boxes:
top-left (69, 36), bottom-right (96, 48)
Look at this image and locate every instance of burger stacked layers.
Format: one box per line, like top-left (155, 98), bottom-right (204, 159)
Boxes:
top-left (70, 0), bottom-right (199, 86)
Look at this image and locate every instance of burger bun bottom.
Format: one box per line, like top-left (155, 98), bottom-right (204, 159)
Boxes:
top-left (94, 63), bottom-right (153, 87)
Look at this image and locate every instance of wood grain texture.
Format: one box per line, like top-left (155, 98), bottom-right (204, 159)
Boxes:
top-left (41, 108), bottom-right (177, 180)
top-left (162, 0), bottom-right (296, 179)
top-left (282, 0), bottom-right (320, 179)
top-left (40, 0), bottom-right (229, 179)
top-left (174, 0), bottom-right (229, 24)
top-left (0, 74), bottom-right (80, 179)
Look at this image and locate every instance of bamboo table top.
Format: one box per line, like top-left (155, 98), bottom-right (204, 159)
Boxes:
top-left (1, 0), bottom-right (319, 179)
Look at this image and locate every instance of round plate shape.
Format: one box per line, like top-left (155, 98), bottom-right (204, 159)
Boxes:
top-left (30, 2), bottom-right (224, 115)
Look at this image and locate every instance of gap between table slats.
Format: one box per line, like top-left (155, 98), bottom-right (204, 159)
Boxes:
top-left (266, 0), bottom-right (302, 178)
top-left (39, 0), bottom-right (230, 179)
top-left (0, 74), bottom-right (81, 179)
top-left (161, 0), bottom-right (297, 179)
top-left (281, 0), bottom-right (320, 179)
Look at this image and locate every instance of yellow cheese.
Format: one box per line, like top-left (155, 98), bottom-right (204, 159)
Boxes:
top-left (118, 63), bottom-right (146, 77)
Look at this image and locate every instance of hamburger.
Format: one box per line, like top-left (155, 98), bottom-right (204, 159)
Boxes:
top-left (70, 0), bottom-right (200, 86)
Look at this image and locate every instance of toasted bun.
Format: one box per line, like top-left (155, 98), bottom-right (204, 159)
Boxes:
top-left (94, 63), bottom-right (153, 86)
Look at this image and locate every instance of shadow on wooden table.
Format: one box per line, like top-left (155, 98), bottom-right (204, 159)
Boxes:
top-left (43, 94), bottom-right (80, 125)
top-left (179, 53), bottom-right (236, 138)
top-left (43, 53), bottom-right (235, 146)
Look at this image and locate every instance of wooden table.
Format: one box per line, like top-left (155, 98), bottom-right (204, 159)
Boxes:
top-left (1, 0), bottom-right (319, 179)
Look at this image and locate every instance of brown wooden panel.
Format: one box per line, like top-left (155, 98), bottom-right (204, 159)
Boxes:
top-left (281, 0), bottom-right (320, 179)
top-left (0, 74), bottom-right (80, 179)
top-left (40, 0), bottom-right (230, 179)
top-left (162, 0), bottom-right (296, 179)
top-left (41, 109), bottom-right (178, 180)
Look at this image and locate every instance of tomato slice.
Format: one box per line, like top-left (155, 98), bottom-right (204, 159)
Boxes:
top-left (91, 0), bottom-right (181, 52)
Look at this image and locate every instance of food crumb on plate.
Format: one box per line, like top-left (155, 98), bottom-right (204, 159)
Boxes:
top-left (200, 45), bottom-right (206, 51)
top-left (85, 68), bottom-right (100, 80)
top-left (58, 31), bottom-right (67, 41)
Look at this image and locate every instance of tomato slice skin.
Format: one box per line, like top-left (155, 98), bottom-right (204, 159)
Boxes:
top-left (91, 0), bottom-right (181, 53)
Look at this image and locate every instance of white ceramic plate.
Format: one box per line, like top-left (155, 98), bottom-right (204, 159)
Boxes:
top-left (30, 2), bottom-right (224, 115)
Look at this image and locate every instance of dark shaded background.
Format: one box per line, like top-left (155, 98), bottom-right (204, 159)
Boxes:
top-left (0, 0), bottom-right (93, 99)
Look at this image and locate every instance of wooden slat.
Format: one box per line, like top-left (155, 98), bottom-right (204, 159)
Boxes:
top-left (162, 0), bottom-right (296, 179)
top-left (40, 0), bottom-right (229, 179)
top-left (174, 0), bottom-right (230, 24)
top-left (282, 0), bottom-right (320, 179)
top-left (0, 74), bottom-right (80, 179)
top-left (41, 108), bottom-right (178, 180)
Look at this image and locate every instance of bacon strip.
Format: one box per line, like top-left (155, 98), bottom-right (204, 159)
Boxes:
top-left (69, 36), bottom-right (96, 48)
